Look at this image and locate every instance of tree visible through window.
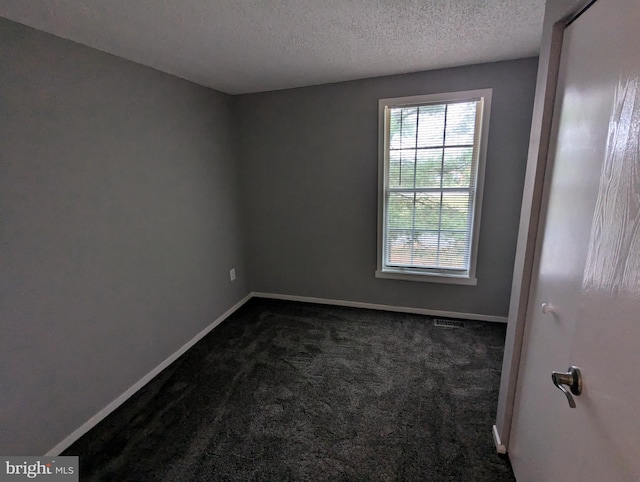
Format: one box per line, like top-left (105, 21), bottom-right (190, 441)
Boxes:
top-left (377, 90), bottom-right (491, 284)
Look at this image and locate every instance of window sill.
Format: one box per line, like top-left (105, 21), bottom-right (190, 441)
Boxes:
top-left (375, 269), bottom-right (478, 286)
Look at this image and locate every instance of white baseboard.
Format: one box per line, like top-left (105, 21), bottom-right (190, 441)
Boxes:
top-left (46, 293), bottom-right (252, 456)
top-left (252, 292), bottom-right (508, 323)
top-left (47, 290), bottom-right (505, 455)
top-left (492, 424), bottom-right (507, 454)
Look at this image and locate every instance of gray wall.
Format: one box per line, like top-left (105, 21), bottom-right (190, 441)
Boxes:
top-left (0, 14), bottom-right (538, 455)
top-left (237, 58), bottom-right (538, 317)
top-left (0, 18), bottom-right (248, 454)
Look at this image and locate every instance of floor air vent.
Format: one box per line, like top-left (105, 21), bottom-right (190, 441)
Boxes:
top-left (433, 318), bottom-right (464, 329)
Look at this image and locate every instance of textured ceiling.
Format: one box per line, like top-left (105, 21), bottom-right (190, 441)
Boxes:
top-left (0, 0), bottom-right (545, 94)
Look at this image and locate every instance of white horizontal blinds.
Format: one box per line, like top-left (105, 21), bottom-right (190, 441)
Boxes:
top-left (385, 99), bottom-right (480, 271)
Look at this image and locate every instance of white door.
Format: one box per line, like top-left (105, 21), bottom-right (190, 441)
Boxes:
top-left (509, 0), bottom-right (640, 481)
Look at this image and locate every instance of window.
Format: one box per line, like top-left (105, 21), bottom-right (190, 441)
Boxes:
top-left (376, 89), bottom-right (492, 285)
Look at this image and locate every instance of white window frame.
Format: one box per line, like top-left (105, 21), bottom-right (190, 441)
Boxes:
top-left (375, 89), bottom-right (492, 285)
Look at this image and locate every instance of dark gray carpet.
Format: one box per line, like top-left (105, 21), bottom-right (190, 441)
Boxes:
top-left (63, 298), bottom-right (515, 481)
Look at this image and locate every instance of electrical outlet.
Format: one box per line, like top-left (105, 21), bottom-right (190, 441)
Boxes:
top-left (229, 268), bottom-right (236, 281)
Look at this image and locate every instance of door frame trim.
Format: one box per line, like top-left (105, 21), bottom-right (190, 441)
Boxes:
top-left (493, 0), bottom-right (595, 453)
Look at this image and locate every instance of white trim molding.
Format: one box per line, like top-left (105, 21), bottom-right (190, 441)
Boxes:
top-left (492, 424), bottom-right (507, 454)
top-left (377, 89), bottom-right (492, 284)
top-left (46, 293), bottom-right (253, 456)
top-left (252, 292), bottom-right (507, 323)
top-left (375, 269), bottom-right (478, 285)
top-left (493, 0), bottom-right (594, 455)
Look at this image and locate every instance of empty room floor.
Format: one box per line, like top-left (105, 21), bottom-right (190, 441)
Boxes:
top-left (64, 298), bottom-right (515, 481)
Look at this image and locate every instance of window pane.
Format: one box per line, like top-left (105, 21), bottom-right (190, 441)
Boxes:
top-left (415, 149), bottom-right (443, 188)
top-left (412, 231), bottom-right (439, 267)
top-left (417, 104), bottom-right (446, 147)
top-left (387, 192), bottom-right (415, 229)
top-left (389, 109), bottom-right (402, 150)
top-left (400, 107), bottom-right (418, 149)
top-left (388, 151), bottom-right (400, 188)
top-left (437, 230), bottom-right (470, 269)
top-left (398, 149), bottom-right (415, 188)
top-left (445, 102), bottom-right (477, 146)
top-left (414, 193), bottom-right (442, 231)
top-left (440, 192), bottom-right (470, 231)
top-left (412, 231), bottom-right (468, 269)
top-left (386, 229), bottom-right (412, 265)
top-left (388, 149), bottom-right (417, 188)
top-left (443, 147), bottom-right (473, 188)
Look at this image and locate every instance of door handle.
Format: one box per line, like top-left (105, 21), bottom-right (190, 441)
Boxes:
top-left (551, 366), bottom-right (582, 408)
